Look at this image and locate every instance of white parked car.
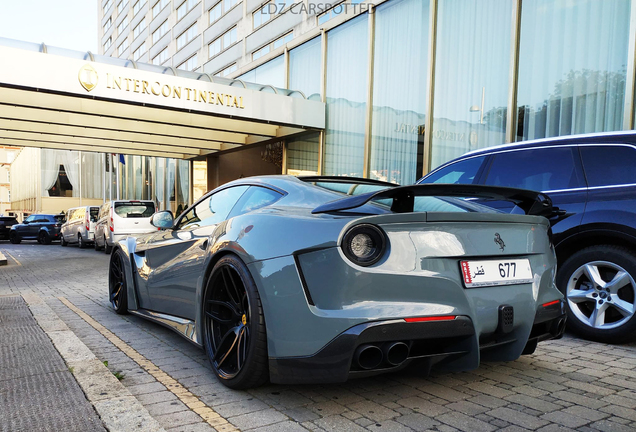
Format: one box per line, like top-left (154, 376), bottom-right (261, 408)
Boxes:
top-left (94, 200), bottom-right (157, 253)
top-left (60, 206), bottom-right (100, 248)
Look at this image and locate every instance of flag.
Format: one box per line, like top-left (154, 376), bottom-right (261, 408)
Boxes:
top-left (119, 154), bottom-right (125, 165)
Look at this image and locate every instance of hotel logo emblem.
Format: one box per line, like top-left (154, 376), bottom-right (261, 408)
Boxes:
top-left (78, 64), bottom-right (98, 92)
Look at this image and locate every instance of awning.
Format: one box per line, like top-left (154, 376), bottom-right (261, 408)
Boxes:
top-left (0, 38), bottom-right (325, 159)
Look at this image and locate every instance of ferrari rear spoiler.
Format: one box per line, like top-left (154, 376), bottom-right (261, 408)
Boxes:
top-left (311, 184), bottom-right (555, 217)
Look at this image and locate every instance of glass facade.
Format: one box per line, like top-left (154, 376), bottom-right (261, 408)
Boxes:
top-left (324, 15), bottom-right (369, 177)
top-left (517, 0), bottom-right (630, 141)
top-left (229, 0), bottom-right (633, 180)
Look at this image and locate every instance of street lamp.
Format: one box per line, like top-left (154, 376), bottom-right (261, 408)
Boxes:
top-left (469, 86), bottom-right (486, 124)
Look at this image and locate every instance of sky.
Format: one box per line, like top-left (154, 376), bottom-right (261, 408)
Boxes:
top-left (0, 0), bottom-right (98, 53)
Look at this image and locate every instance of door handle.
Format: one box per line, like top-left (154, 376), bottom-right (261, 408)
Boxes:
top-left (201, 239), bottom-right (209, 250)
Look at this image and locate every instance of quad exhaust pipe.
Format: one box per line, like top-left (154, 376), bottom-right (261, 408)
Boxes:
top-left (354, 342), bottom-right (410, 370)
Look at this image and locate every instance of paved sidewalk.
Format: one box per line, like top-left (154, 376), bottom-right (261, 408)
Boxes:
top-left (0, 294), bottom-right (105, 432)
top-left (2, 243), bottom-right (636, 432)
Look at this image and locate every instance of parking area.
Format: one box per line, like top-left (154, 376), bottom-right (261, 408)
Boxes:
top-left (2, 243), bottom-right (636, 432)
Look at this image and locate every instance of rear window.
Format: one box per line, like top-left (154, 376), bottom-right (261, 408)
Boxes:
top-left (89, 207), bottom-right (99, 222)
top-left (54, 215), bottom-right (65, 223)
top-left (114, 202), bottom-right (156, 218)
top-left (580, 145), bottom-right (636, 187)
top-left (0, 217), bottom-right (18, 225)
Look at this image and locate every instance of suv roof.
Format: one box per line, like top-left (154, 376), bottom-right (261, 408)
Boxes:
top-left (462, 130), bottom-right (636, 158)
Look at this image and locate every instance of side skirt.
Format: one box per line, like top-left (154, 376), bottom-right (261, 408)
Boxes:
top-left (129, 309), bottom-right (201, 347)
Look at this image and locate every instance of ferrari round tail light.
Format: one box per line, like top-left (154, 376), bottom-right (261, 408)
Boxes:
top-left (342, 224), bottom-right (387, 266)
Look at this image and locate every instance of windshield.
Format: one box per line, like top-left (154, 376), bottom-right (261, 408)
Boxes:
top-left (114, 202), bottom-right (156, 218)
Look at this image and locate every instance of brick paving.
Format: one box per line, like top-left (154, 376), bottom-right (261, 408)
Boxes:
top-left (1, 243), bottom-right (636, 432)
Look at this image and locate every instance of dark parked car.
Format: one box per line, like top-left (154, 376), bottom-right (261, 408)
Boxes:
top-left (10, 214), bottom-right (65, 244)
top-left (0, 216), bottom-right (19, 240)
top-left (418, 131), bottom-right (636, 343)
top-left (109, 175), bottom-right (564, 389)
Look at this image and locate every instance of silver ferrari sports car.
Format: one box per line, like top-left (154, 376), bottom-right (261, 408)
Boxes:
top-left (108, 176), bottom-right (566, 389)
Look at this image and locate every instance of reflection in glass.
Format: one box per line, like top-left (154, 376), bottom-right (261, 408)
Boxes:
top-left (324, 15), bottom-right (368, 177)
top-left (176, 159), bottom-right (190, 216)
top-left (238, 56), bottom-right (285, 88)
top-left (517, 0), bottom-right (630, 141)
top-left (431, 0), bottom-right (511, 169)
top-left (81, 152), bottom-right (104, 199)
top-left (289, 37), bottom-right (321, 100)
top-left (370, 0), bottom-right (430, 184)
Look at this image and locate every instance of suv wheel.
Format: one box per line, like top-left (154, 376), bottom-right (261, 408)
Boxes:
top-left (78, 234), bottom-right (86, 249)
top-left (39, 231), bottom-right (52, 245)
top-left (557, 245), bottom-right (636, 344)
top-left (9, 232), bottom-right (21, 244)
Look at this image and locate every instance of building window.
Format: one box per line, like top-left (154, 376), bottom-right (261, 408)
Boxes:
top-left (209, 2), bottom-right (222, 24)
top-left (104, 17), bottom-right (112, 31)
top-left (118, 38), bottom-right (129, 56)
top-left (517, 0), bottom-right (630, 142)
top-left (317, 2), bottom-right (349, 25)
top-left (215, 63), bottom-right (237, 77)
top-left (133, 0), bottom-right (146, 15)
top-left (104, 0), bottom-right (113, 12)
top-left (253, 1), bottom-right (288, 29)
top-left (117, 15), bottom-right (129, 34)
top-left (253, 31), bottom-right (292, 60)
top-left (176, 22), bottom-right (198, 50)
top-left (133, 42), bottom-right (147, 60)
top-left (224, 0), bottom-right (237, 11)
top-left (152, 0), bottom-right (169, 18)
top-left (289, 36), bottom-right (320, 99)
top-left (152, 20), bottom-right (169, 44)
top-left (117, 0), bottom-right (129, 14)
top-left (208, 26), bottom-right (236, 58)
top-left (431, 0), bottom-right (509, 169)
top-left (133, 19), bottom-right (146, 39)
top-left (177, 54), bottom-right (198, 71)
top-left (104, 36), bottom-right (112, 50)
top-left (177, 0), bottom-right (198, 21)
top-left (152, 47), bottom-right (169, 64)
top-left (238, 56), bottom-right (284, 87)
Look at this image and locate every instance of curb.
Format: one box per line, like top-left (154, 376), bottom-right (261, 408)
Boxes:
top-left (21, 291), bottom-right (166, 432)
top-left (0, 251), bottom-right (7, 266)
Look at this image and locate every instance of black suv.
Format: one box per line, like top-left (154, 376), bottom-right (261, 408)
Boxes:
top-left (419, 131), bottom-right (636, 344)
top-left (0, 216), bottom-right (19, 240)
top-left (10, 214), bottom-right (65, 245)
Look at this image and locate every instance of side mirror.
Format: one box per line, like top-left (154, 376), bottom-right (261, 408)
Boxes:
top-left (151, 211), bottom-right (174, 230)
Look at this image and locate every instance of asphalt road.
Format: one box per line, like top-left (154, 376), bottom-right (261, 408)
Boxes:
top-left (1, 242), bottom-right (636, 432)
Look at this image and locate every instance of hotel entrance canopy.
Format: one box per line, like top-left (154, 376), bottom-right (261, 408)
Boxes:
top-left (0, 38), bottom-right (325, 159)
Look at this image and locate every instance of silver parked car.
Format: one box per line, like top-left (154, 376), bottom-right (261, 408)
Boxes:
top-left (94, 200), bottom-right (157, 253)
top-left (108, 176), bottom-right (565, 389)
top-left (60, 206), bottom-right (99, 248)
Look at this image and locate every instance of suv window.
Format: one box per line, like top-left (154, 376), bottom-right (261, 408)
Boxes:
top-left (484, 147), bottom-right (582, 191)
top-left (580, 145), bottom-right (636, 187)
top-left (25, 215), bottom-right (37, 223)
top-left (229, 186), bottom-right (283, 218)
top-left (422, 156), bottom-right (486, 184)
top-left (177, 186), bottom-right (249, 230)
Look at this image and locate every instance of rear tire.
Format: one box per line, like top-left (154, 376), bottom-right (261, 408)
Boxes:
top-left (108, 249), bottom-right (129, 314)
top-left (557, 245), bottom-right (636, 344)
top-left (203, 255), bottom-right (269, 389)
top-left (94, 238), bottom-right (102, 251)
top-left (78, 234), bottom-right (86, 249)
top-left (61, 235), bottom-right (68, 247)
top-left (39, 231), bottom-right (51, 245)
top-left (9, 232), bottom-right (20, 244)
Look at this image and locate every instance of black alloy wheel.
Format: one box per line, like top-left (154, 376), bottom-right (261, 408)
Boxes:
top-left (203, 255), bottom-right (268, 389)
top-left (9, 232), bottom-right (21, 244)
top-left (39, 231), bottom-right (51, 245)
top-left (109, 249), bottom-right (129, 314)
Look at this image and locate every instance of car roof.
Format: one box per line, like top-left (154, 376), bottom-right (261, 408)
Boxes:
top-left (423, 131), bottom-right (636, 179)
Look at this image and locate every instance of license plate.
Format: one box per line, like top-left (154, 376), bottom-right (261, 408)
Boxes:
top-left (460, 259), bottom-right (533, 288)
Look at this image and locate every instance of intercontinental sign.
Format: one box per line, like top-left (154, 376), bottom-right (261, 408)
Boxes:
top-left (78, 64), bottom-right (246, 110)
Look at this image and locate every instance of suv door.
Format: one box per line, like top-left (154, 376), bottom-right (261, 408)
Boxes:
top-left (18, 215), bottom-right (37, 238)
top-left (481, 146), bottom-right (587, 242)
